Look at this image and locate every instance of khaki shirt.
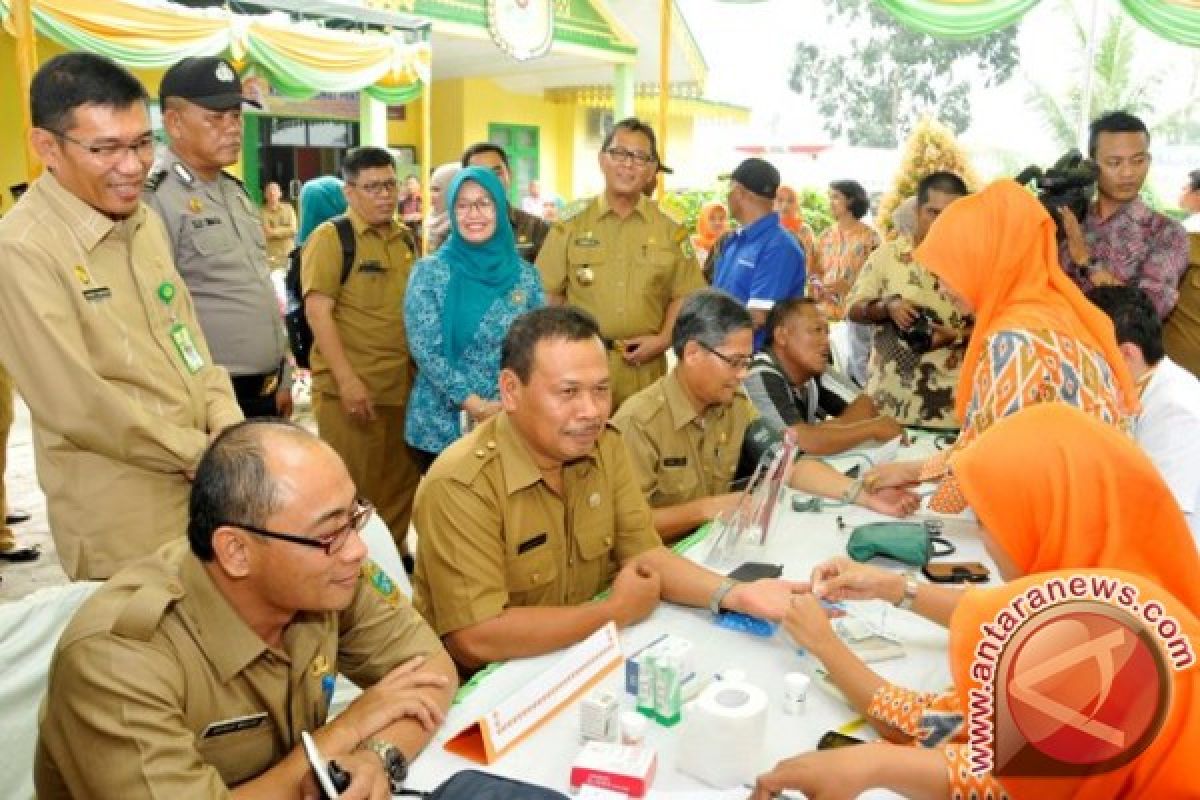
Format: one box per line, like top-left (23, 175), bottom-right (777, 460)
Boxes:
top-left (412, 412), bottom-right (662, 637)
top-left (512, 207), bottom-right (550, 264)
top-left (1164, 234), bottom-right (1200, 378)
top-left (144, 149), bottom-right (288, 377)
top-left (613, 368), bottom-right (757, 508)
top-left (0, 174), bottom-right (242, 580)
top-left (35, 539), bottom-right (445, 799)
top-left (302, 209), bottom-right (416, 405)
top-left (536, 194), bottom-right (705, 340)
top-left (261, 201), bottom-right (298, 268)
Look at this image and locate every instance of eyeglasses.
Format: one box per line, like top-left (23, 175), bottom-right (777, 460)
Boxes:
top-left (223, 497), bottom-right (373, 557)
top-left (348, 179), bottom-right (399, 195)
top-left (605, 147), bottom-right (656, 166)
top-left (49, 130), bottom-right (156, 163)
top-left (697, 340), bottom-right (752, 371)
top-left (454, 197), bottom-right (497, 217)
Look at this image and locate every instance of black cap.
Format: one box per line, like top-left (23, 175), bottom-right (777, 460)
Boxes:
top-left (159, 57), bottom-right (261, 111)
top-left (722, 158), bottom-right (780, 199)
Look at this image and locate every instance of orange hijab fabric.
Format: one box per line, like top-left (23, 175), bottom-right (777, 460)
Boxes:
top-left (950, 569), bottom-right (1200, 799)
top-left (776, 185), bottom-right (804, 234)
top-left (950, 403), bottom-right (1200, 612)
top-left (913, 179), bottom-right (1137, 420)
top-left (694, 202), bottom-right (727, 251)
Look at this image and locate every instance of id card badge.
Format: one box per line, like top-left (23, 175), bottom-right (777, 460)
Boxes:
top-left (170, 323), bottom-right (205, 374)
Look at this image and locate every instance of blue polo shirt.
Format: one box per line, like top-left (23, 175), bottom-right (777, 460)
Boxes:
top-left (712, 211), bottom-right (806, 348)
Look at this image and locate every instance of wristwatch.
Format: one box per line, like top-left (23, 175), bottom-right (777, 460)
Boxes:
top-left (895, 573), bottom-right (919, 611)
top-left (841, 476), bottom-right (865, 505)
top-left (362, 739), bottom-right (408, 793)
top-left (709, 576), bottom-right (737, 616)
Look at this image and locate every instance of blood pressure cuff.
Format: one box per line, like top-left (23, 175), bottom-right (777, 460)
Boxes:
top-left (846, 522), bottom-right (936, 567)
top-left (734, 416), bottom-right (785, 486)
top-left (403, 769), bottom-right (569, 799)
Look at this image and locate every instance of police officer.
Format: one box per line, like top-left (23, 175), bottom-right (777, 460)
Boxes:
top-left (536, 118), bottom-right (705, 409)
top-left (35, 420), bottom-right (457, 799)
top-left (146, 57), bottom-right (293, 419)
top-left (460, 141), bottom-right (550, 263)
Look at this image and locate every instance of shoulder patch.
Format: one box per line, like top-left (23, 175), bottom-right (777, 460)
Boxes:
top-left (144, 167), bottom-right (168, 192)
top-left (362, 560), bottom-right (401, 608)
top-left (171, 162), bottom-right (195, 188)
top-left (110, 583), bottom-right (180, 641)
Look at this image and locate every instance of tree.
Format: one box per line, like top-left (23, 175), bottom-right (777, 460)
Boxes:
top-left (789, 0), bottom-right (1020, 148)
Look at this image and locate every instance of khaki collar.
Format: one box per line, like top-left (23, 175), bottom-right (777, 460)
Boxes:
top-left (664, 366), bottom-right (743, 432)
top-left (596, 191), bottom-right (650, 221)
top-left (178, 552), bottom-right (272, 682)
top-left (347, 206), bottom-right (405, 240)
top-left (34, 171), bottom-right (143, 252)
top-left (494, 411), bottom-right (600, 495)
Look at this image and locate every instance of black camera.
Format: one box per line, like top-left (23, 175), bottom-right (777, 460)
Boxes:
top-left (1015, 149), bottom-right (1098, 239)
top-left (895, 307), bottom-right (936, 354)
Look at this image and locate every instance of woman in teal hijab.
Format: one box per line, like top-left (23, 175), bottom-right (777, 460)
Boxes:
top-left (297, 175), bottom-right (347, 246)
top-left (404, 166), bottom-right (545, 465)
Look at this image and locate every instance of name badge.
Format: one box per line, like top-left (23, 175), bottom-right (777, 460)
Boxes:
top-left (517, 532), bottom-right (549, 554)
top-left (662, 456), bottom-right (688, 468)
top-left (83, 286), bottom-right (112, 303)
top-left (358, 260), bottom-right (386, 274)
top-left (170, 323), bottom-right (205, 374)
top-left (201, 712), bottom-right (267, 738)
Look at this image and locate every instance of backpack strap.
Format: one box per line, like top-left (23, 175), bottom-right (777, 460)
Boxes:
top-left (332, 216), bottom-right (356, 285)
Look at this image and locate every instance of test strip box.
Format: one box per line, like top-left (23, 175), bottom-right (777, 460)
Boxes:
top-left (569, 742), bottom-right (657, 798)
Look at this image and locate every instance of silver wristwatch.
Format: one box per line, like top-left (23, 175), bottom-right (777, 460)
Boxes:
top-left (895, 573), bottom-right (919, 611)
top-left (709, 576), bottom-right (737, 616)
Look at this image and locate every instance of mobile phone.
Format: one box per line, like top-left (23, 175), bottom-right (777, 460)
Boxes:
top-left (817, 730), bottom-right (865, 750)
top-left (726, 561), bottom-right (784, 582)
top-left (922, 561), bottom-right (990, 584)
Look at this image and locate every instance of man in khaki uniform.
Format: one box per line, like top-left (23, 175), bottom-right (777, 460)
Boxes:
top-left (261, 180), bottom-right (297, 269)
top-left (537, 118), bottom-right (705, 408)
top-left (303, 146), bottom-right (420, 562)
top-left (0, 364), bottom-right (39, 563)
top-left (615, 291), bottom-right (920, 543)
top-left (0, 54), bottom-right (241, 580)
top-left (412, 306), bottom-right (805, 671)
top-left (36, 420), bottom-right (457, 799)
top-left (146, 57), bottom-right (293, 419)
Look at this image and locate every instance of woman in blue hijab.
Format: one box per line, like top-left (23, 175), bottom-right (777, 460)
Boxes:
top-left (404, 166), bottom-right (545, 465)
top-left (297, 175), bottom-right (347, 246)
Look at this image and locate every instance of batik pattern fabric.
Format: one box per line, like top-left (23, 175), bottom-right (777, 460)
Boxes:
top-left (921, 327), bottom-right (1125, 512)
top-left (814, 223), bottom-right (881, 318)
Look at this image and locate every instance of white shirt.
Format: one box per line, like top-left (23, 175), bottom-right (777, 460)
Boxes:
top-left (1135, 356), bottom-right (1200, 542)
top-left (1184, 213), bottom-right (1200, 234)
top-left (522, 196), bottom-right (544, 217)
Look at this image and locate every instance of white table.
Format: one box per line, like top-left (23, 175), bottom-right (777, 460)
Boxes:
top-left (405, 435), bottom-right (997, 796)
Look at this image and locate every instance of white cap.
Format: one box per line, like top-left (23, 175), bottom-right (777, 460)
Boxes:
top-left (620, 711), bottom-right (647, 741)
top-left (784, 672), bottom-right (811, 695)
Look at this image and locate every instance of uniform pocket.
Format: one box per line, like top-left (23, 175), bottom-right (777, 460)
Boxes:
top-left (506, 542), bottom-right (558, 594)
top-left (190, 222), bottom-right (237, 257)
top-left (196, 717), bottom-right (277, 787)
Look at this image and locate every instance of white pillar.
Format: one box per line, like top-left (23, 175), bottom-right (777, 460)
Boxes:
top-left (359, 92), bottom-right (389, 147)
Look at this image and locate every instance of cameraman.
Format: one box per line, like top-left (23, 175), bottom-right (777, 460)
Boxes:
top-left (1059, 111), bottom-right (1187, 320)
top-left (846, 172), bottom-right (971, 430)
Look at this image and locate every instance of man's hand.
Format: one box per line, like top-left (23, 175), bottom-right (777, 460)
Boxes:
top-left (463, 394), bottom-right (502, 423)
top-left (301, 749), bottom-right (390, 800)
top-left (868, 416), bottom-right (906, 445)
top-left (782, 592), bottom-right (840, 655)
top-left (860, 486), bottom-right (921, 517)
top-left (276, 385), bottom-right (294, 419)
top-left (607, 560), bottom-right (662, 626)
top-left (884, 296), bottom-right (919, 329)
top-left (621, 334), bottom-right (667, 366)
top-left (723, 578), bottom-right (810, 622)
top-left (862, 460), bottom-right (922, 491)
top-left (810, 557), bottom-right (905, 605)
top-left (334, 656), bottom-right (450, 745)
top-left (1058, 206), bottom-right (1090, 267)
top-left (702, 492), bottom-right (743, 521)
top-left (336, 372), bottom-right (376, 422)
top-left (751, 745), bottom-right (881, 800)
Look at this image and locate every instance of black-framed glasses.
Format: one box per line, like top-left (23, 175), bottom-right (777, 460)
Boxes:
top-left (697, 340), bottom-right (752, 371)
top-left (348, 179), bottom-right (399, 195)
top-left (604, 147), bottom-right (656, 166)
top-left (49, 129), bottom-right (156, 163)
top-left (223, 497), bottom-right (374, 556)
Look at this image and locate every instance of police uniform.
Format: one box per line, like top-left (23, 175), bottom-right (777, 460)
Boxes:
top-left (302, 209), bottom-right (420, 550)
top-left (536, 194), bottom-right (706, 407)
top-left (144, 149), bottom-right (290, 418)
top-left (411, 412), bottom-right (662, 638)
top-left (0, 173), bottom-right (242, 580)
top-left (34, 539), bottom-right (445, 798)
top-left (612, 368), bottom-right (758, 509)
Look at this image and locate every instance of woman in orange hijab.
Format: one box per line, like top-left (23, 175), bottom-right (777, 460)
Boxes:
top-left (775, 184), bottom-right (817, 267)
top-left (691, 201), bottom-right (728, 266)
top-left (755, 405), bottom-right (1200, 798)
top-left (754, 568), bottom-right (1200, 799)
top-left (865, 180), bottom-right (1137, 512)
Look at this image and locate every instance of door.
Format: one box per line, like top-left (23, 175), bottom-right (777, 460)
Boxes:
top-left (488, 123), bottom-right (539, 208)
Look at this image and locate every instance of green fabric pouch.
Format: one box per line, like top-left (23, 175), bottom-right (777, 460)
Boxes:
top-left (846, 522), bottom-right (953, 567)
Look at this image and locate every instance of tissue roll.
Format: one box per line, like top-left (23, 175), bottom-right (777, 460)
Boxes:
top-left (677, 681), bottom-right (768, 788)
